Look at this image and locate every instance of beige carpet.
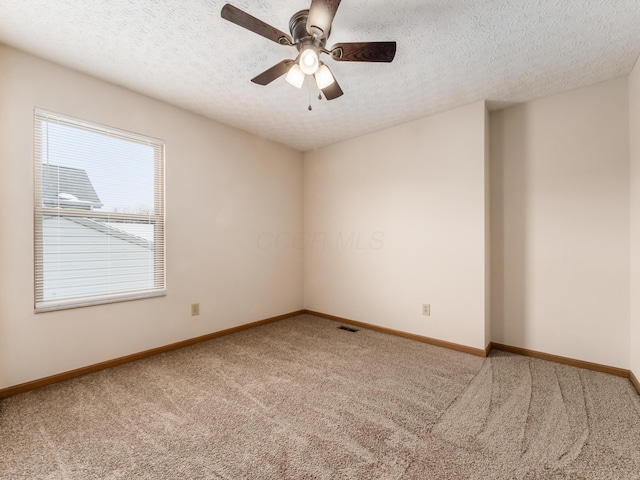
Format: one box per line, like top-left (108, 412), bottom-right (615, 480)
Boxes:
top-left (1, 314), bottom-right (639, 479)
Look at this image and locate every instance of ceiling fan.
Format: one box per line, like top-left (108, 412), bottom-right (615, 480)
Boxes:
top-left (221, 0), bottom-right (397, 100)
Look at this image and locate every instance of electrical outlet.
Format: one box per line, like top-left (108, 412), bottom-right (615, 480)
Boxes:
top-left (422, 303), bottom-right (430, 316)
top-left (191, 303), bottom-right (200, 316)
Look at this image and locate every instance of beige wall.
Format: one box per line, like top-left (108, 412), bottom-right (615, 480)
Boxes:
top-left (630, 58), bottom-right (640, 381)
top-left (491, 78), bottom-right (630, 368)
top-left (304, 101), bottom-right (490, 350)
top-left (1, 43), bottom-right (636, 390)
top-left (0, 46), bottom-right (304, 389)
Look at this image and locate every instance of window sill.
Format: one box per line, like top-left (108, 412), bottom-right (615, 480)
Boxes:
top-left (35, 289), bottom-right (166, 313)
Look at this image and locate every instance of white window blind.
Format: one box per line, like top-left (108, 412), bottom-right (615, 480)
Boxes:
top-left (34, 109), bottom-right (166, 312)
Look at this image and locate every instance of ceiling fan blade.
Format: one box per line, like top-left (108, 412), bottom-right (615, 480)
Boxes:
top-left (221, 4), bottom-right (293, 45)
top-left (321, 71), bottom-right (343, 101)
top-left (331, 41), bottom-right (397, 62)
top-left (251, 60), bottom-right (294, 85)
top-left (307, 0), bottom-right (341, 37)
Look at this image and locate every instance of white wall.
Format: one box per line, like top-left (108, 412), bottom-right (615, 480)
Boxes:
top-left (304, 102), bottom-right (490, 350)
top-left (630, 57), bottom-right (640, 381)
top-left (491, 78), bottom-right (630, 369)
top-left (1, 44), bottom-right (636, 390)
top-left (0, 45), bottom-right (304, 389)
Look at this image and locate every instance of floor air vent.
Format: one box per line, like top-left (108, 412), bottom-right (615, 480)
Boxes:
top-left (338, 325), bottom-right (359, 333)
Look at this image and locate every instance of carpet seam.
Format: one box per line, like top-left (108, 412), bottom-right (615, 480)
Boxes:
top-left (577, 370), bottom-right (592, 460)
top-left (427, 357), bottom-right (490, 436)
top-left (521, 359), bottom-right (534, 457)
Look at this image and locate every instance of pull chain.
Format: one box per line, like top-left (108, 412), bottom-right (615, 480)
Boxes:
top-left (306, 89), bottom-right (323, 111)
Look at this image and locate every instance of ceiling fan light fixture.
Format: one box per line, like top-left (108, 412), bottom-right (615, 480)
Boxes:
top-left (299, 45), bottom-right (319, 75)
top-left (285, 63), bottom-right (305, 88)
top-left (314, 63), bottom-right (335, 89)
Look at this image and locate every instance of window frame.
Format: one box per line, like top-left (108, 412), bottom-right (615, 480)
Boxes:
top-left (33, 108), bottom-right (166, 312)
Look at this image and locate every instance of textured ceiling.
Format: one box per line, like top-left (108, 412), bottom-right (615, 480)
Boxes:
top-left (1, 0), bottom-right (640, 151)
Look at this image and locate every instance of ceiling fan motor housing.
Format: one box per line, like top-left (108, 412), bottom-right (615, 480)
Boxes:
top-left (289, 10), bottom-right (329, 49)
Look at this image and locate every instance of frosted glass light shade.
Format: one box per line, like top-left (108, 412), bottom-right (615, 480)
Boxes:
top-left (299, 47), bottom-right (319, 75)
top-left (315, 64), bottom-right (335, 89)
top-left (285, 64), bottom-right (305, 88)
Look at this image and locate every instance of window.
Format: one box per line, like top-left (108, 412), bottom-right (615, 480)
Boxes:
top-left (34, 109), bottom-right (165, 312)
